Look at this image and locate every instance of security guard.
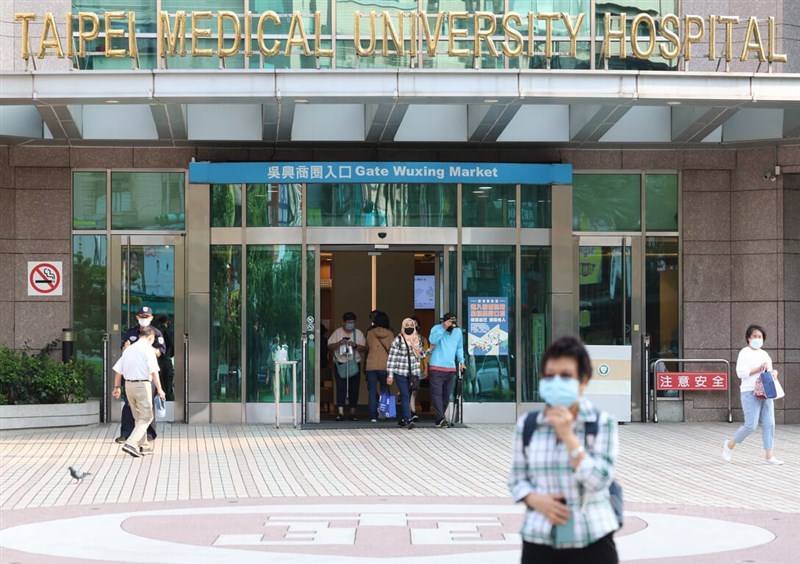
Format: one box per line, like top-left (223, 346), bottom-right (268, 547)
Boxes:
top-left (115, 306), bottom-right (167, 444)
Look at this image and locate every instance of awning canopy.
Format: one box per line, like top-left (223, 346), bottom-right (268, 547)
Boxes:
top-left (2, 70), bottom-right (799, 146)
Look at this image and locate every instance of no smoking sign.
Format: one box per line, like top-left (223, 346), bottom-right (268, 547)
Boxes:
top-left (28, 261), bottom-right (62, 296)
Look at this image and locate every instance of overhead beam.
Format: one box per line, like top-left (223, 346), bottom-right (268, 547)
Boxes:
top-left (365, 103), bottom-right (408, 142)
top-left (468, 103), bottom-right (520, 143)
top-left (671, 106), bottom-right (740, 143)
top-left (784, 110), bottom-right (800, 138)
top-left (570, 104), bottom-right (631, 142)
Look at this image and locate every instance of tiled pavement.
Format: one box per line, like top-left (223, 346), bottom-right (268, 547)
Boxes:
top-left (1, 420), bottom-right (798, 562)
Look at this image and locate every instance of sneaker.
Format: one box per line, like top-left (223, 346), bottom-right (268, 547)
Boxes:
top-left (398, 419), bottom-right (408, 428)
top-left (411, 413), bottom-right (419, 423)
top-left (722, 440), bottom-right (733, 462)
top-left (407, 422), bottom-right (416, 430)
top-left (435, 419), bottom-right (449, 428)
top-left (114, 436), bottom-right (128, 444)
top-left (121, 444), bottom-right (142, 458)
top-left (370, 419), bottom-right (378, 423)
top-left (335, 413), bottom-right (344, 421)
top-left (139, 445), bottom-right (154, 455)
top-left (349, 415), bottom-right (358, 421)
top-left (765, 457), bottom-right (784, 466)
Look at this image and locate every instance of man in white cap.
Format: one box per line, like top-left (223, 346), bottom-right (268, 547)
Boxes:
top-left (115, 306), bottom-right (166, 447)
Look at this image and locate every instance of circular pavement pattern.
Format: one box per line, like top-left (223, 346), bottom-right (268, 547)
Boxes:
top-left (0, 499), bottom-right (776, 563)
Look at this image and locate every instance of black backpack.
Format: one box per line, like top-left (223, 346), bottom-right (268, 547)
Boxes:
top-left (522, 409), bottom-right (624, 529)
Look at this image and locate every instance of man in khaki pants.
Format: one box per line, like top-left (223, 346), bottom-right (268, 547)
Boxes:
top-left (111, 326), bottom-right (166, 458)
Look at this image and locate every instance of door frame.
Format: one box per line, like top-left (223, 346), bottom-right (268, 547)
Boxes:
top-left (575, 234), bottom-right (644, 421)
top-left (108, 233), bottom-right (186, 423)
top-left (309, 243), bottom-right (452, 422)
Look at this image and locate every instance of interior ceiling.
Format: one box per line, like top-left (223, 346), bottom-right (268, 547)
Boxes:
top-left (1, 70), bottom-right (799, 148)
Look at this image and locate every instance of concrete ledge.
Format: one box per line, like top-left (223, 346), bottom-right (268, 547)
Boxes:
top-left (0, 400), bottom-right (100, 430)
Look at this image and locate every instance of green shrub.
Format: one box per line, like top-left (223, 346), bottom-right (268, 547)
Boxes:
top-left (0, 346), bottom-right (89, 405)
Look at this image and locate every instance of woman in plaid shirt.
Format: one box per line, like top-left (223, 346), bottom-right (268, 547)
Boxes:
top-left (509, 336), bottom-right (619, 563)
top-left (386, 318), bottom-right (425, 430)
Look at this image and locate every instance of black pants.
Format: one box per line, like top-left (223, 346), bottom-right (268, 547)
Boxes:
top-left (120, 400), bottom-right (157, 440)
top-left (521, 534), bottom-right (618, 564)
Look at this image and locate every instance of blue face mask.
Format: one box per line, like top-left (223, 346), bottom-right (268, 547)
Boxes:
top-left (538, 376), bottom-right (580, 408)
top-left (344, 323), bottom-right (355, 331)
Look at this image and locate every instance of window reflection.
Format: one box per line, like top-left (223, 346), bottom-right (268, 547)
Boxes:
top-left (306, 183), bottom-right (457, 227)
top-left (111, 172), bottom-right (185, 230)
top-left (462, 245), bottom-right (516, 403)
top-left (247, 184), bottom-right (302, 227)
top-left (210, 245), bottom-right (242, 402)
top-left (645, 237), bottom-right (679, 398)
top-left (246, 245), bottom-right (304, 402)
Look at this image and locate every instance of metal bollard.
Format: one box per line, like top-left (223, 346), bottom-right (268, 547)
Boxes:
top-left (62, 327), bottom-right (75, 363)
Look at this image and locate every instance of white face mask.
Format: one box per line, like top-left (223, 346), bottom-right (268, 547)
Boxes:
top-left (750, 338), bottom-right (763, 350)
top-left (138, 317), bottom-right (152, 328)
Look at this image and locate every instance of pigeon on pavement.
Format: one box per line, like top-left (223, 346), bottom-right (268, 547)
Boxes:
top-left (68, 466), bottom-right (92, 483)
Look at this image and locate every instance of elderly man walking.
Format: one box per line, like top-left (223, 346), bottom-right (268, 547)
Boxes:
top-left (111, 326), bottom-right (166, 458)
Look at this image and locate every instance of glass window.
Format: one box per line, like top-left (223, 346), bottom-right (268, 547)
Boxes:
top-left (573, 174), bottom-right (641, 231)
top-left (462, 184), bottom-right (515, 228)
top-left (246, 245), bottom-right (304, 403)
top-left (110, 172), bottom-right (185, 230)
top-left (511, 0), bottom-right (591, 70)
top-left (306, 183), bottom-right (457, 227)
top-left (645, 237), bottom-right (679, 398)
top-left (646, 174), bottom-right (678, 231)
top-left (210, 245), bottom-right (242, 402)
top-left (579, 244), bottom-right (631, 345)
top-left (73, 172), bottom-right (106, 229)
top-left (210, 184), bottom-right (242, 227)
top-left (462, 245), bottom-right (516, 402)
top-left (520, 246), bottom-right (551, 402)
top-left (305, 248), bottom-right (316, 402)
top-left (520, 184), bottom-right (551, 228)
top-left (594, 0), bottom-right (679, 71)
top-left (246, 184), bottom-right (302, 227)
top-left (72, 1), bottom-right (157, 70)
top-left (72, 235), bottom-right (107, 397)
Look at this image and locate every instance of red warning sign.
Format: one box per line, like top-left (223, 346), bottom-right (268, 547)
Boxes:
top-left (28, 261), bottom-right (62, 296)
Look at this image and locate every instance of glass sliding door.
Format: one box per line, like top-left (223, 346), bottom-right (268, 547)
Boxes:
top-left (109, 235), bottom-right (184, 421)
top-left (578, 239), bottom-right (632, 346)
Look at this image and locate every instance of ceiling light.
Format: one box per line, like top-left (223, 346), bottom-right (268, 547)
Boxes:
top-left (667, 101), bottom-right (681, 105)
top-left (472, 190), bottom-right (483, 194)
top-left (478, 185), bottom-right (493, 190)
top-left (483, 99), bottom-right (499, 104)
top-left (295, 99), bottom-right (309, 104)
top-left (105, 99), bottom-right (120, 104)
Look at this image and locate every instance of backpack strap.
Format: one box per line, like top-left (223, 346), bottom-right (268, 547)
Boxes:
top-left (522, 408), bottom-right (601, 455)
top-left (521, 410), bottom-right (540, 456)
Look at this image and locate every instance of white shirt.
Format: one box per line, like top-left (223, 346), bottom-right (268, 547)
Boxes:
top-left (329, 326), bottom-right (366, 364)
top-left (113, 338), bottom-right (160, 381)
top-left (735, 345), bottom-right (773, 393)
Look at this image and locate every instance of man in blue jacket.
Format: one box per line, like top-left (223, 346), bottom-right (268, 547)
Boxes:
top-left (428, 312), bottom-right (465, 428)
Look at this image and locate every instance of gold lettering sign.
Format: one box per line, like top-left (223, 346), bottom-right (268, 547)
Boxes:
top-left (13, 9), bottom-right (790, 67)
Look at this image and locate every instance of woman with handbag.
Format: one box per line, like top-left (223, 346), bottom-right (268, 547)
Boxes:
top-left (386, 318), bottom-right (425, 430)
top-left (722, 324), bottom-right (784, 465)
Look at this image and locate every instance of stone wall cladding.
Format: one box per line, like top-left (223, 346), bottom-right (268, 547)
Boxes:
top-left (0, 143), bottom-right (797, 426)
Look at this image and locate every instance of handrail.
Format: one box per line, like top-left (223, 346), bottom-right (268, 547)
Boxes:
top-left (102, 332), bottom-right (109, 423)
top-left (650, 358), bottom-right (732, 423)
top-left (183, 333), bottom-right (189, 424)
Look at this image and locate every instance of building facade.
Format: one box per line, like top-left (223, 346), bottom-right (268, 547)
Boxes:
top-left (1, 0), bottom-right (798, 424)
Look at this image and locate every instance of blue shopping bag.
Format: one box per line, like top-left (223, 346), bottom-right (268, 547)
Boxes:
top-left (378, 392), bottom-right (396, 418)
top-left (756, 370), bottom-right (778, 399)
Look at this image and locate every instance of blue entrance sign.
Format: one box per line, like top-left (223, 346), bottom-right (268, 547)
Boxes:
top-left (468, 297), bottom-right (509, 356)
top-left (190, 162), bottom-right (571, 185)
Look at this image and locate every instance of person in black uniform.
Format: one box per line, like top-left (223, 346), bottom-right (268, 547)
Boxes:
top-left (115, 306), bottom-right (166, 444)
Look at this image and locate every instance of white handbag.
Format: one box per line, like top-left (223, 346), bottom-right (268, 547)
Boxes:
top-left (773, 378), bottom-right (785, 400)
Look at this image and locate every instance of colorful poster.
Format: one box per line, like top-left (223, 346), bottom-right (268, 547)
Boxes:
top-left (468, 297), bottom-right (509, 356)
